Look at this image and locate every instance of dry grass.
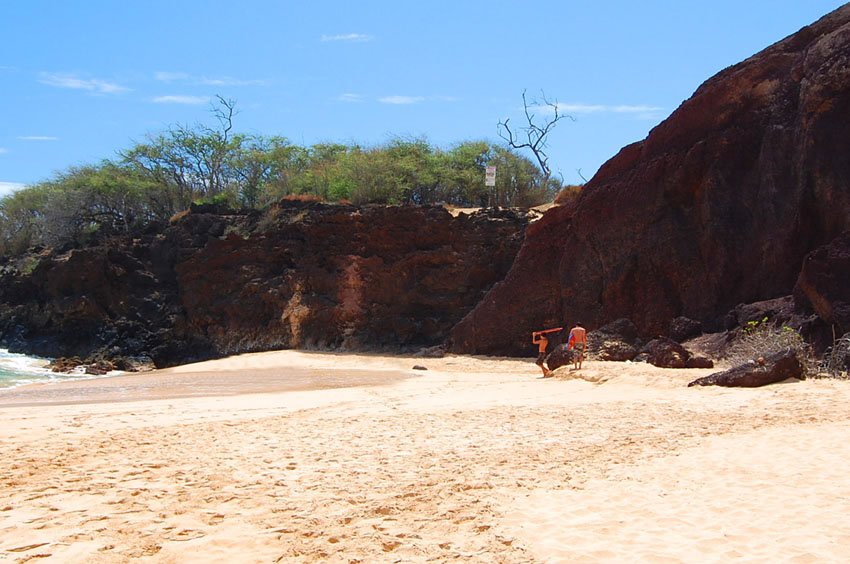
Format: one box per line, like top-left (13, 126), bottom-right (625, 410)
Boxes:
top-left (819, 333), bottom-right (850, 379)
top-left (723, 322), bottom-right (815, 375)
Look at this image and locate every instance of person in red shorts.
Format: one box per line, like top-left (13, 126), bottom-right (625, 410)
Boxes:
top-left (567, 322), bottom-right (587, 370)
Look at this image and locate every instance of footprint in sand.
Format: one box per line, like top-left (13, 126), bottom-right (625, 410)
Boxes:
top-left (7, 542), bottom-right (50, 553)
top-left (204, 513), bottom-right (225, 525)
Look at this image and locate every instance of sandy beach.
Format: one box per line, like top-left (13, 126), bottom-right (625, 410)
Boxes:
top-left (1, 351), bottom-right (850, 563)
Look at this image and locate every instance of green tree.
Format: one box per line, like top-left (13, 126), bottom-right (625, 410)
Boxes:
top-left (228, 135), bottom-right (291, 208)
top-left (120, 96), bottom-right (241, 211)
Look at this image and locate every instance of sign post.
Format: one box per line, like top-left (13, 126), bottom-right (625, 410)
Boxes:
top-left (485, 166), bottom-right (496, 207)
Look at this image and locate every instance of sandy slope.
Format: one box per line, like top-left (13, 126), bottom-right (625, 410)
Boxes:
top-left (1, 351), bottom-right (849, 562)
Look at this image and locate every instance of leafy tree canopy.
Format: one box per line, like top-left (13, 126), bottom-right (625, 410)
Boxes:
top-left (0, 99), bottom-right (564, 256)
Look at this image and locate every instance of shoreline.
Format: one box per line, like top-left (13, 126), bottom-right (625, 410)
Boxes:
top-left (0, 350), bottom-right (534, 407)
top-left (2, 351), bottom-right (849, 562)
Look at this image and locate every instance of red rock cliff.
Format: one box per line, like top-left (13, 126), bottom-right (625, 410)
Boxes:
top-left (450, 5), bottom-right (850, 355)
top-left (0, 202), bottom-right (530, 366)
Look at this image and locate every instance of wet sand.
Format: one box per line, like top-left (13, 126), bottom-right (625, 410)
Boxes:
top-left (1, 351), bottom-right (849, 562)
top-left (0, 364), bottom-right (411, 407)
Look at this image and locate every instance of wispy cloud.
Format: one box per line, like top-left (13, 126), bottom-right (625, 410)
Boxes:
top-left (152, 95), bottom-right (210, 105)
top-left (379, 95), bottom-right (425, 105)
top-left (338, 93), bottom-right (363, 103)
top-left (0, 181), bottom-right (25, 197)
top-left (0, 148), bottom-right (8, 154)
top-left (554, 103), bottom-right (606, 114)
top-left (199, 76), bottom-right (265, 86)
top-left (155, 71), bottom-right (265, 86)
top-left (154, 71), bottom-right (191, 82)
top-left (321, 33), bottom-right (373, 43)
top-left (612, 105), bottom-right (664, 114)
top-left (535, 103), bottom-right (664, 119)
top-left (18, 136), bottom-right (59, 141)
top-left (39, 72), bottom-right (129, 94)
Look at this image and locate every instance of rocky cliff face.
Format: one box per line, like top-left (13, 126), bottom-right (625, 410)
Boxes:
top-left (0, 202), bottom-right (530, 367)
top-left (450, 5), bottom-right (850, 355)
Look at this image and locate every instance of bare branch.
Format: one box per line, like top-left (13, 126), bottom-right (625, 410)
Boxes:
top-left (212, 95), bottom-right (237, 142)
top-left (497, 89), bottom-right (572, 187)
top-left (576, 168), bottom-right (589, 184)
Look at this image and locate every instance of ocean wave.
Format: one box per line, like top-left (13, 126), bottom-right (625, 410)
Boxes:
top-left (0, 349), bottom-right (55, 388)
top-left (0, 349), bottom-right (128, 389)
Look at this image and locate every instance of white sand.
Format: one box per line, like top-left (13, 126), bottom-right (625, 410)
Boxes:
top-left (1, 351), bottom-right (849, 562)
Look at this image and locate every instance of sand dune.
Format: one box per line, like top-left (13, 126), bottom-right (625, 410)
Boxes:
top-left (1, 352), bottom-right (849, 562)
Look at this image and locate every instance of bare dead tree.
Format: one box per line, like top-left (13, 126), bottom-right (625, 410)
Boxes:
top-left (205, 95), bottom-right (238, 196)
top-left (210, 95), bottom-right (237, 142)
top-left (498, 90), bottom-right (572, 192)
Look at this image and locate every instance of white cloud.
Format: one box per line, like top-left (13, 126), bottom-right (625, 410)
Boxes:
top-left (39, 72), bottom-right (129, 94)
top-left (337, 93), bottom-right (363, 103)
top-left (152, 95), bottom-right (210, 105)
top-left (555, 103), bottom-right (607, 114)
top-left (321, 33), bottom-right (373, 42)
top-left (199, 76), bottom-right (265, 86)
top-left (18, 136), bottom-right (59, 141)
top-left (155, 71), bottom-right (264, 86)
top-left (379, 95), bottom-right (425, 105)
top-left (154, 71), bottom-right (191, 82)
top-left (0, 182), bottom-right (25, 197)
top-left (546, 102), bottom-right (665, 120)
top-left (612, 104), bottom-right (664, 113)
top-left (0, 148), bottom-right (7, 154)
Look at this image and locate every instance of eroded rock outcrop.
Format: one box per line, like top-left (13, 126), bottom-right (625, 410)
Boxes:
top-left (450, 5), bottom-right (850, 356)
top-left (794, 231), bottom-right (850, 335)
top-left (0, 202), bottom-right (530, 367)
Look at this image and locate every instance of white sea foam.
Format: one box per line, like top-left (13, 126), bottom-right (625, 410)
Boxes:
top-left (0, 348), bottom-right (63, 388)
top-left (0, 348), bottom-right (127, 389)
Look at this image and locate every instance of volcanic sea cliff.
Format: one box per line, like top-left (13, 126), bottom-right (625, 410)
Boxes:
top-left (2, 5), bottom-right (850, 368)
top-left (0, 203), bottom-right (531, 367)
top-left (450, 4), bottom-right (850, 356)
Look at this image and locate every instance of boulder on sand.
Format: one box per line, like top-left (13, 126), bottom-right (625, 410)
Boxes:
top-left (688, 349), bottom-right (803, 388)
top-left (587, 318), bottom-right (641, 361)
top-left (545, 344), bottom-right (575, 371)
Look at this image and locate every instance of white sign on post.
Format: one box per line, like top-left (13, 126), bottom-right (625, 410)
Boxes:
top-left (485, 166), bottom-right (496, 187)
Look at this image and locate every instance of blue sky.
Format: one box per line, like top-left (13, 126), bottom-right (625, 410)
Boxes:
top-left (1, 0), bottom-right (846, 197)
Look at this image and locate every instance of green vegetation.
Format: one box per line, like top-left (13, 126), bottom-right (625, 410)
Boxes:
top-left (0, 98), bottom-right (562, 256)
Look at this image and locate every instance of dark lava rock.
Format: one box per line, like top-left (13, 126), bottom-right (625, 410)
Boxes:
top-left (545, 344), bottom-right (575, 371)
top-left (0, 203), bottom-right (530, 367)
top-left (685, 356), bottom-right (715, 369)
top-left (724, 296), bottom-right (797, 331)
top-left (669, 317), bottom-right (703, 343)
top-left (794, 231), bottom-right (850, 336)
top-left (48, 357), bottom-right (84, 373)
top-left (642, 338), bottom-right (690, 369)
top-left (595, 340), bottom-right (640, 362)
top-left (688, 349), bottom-right (803, 387)
top-left (587, 318), bottom-right (641, 361)
top-left (85, 360), bottom-right (115, 376)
